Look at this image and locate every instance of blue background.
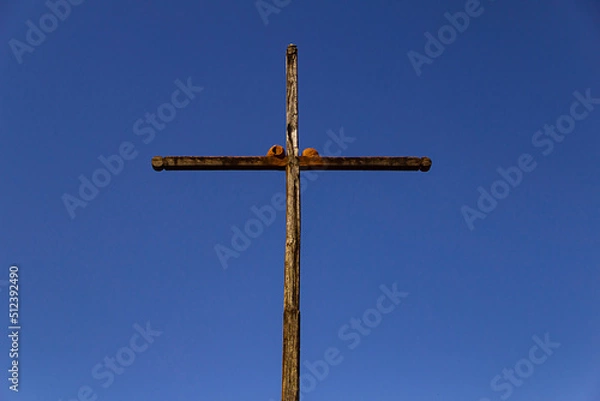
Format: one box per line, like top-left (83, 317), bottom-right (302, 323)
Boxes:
top-left (1, 0), bottom-right (599, 400)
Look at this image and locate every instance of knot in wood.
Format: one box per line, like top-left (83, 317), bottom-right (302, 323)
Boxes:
top-left (301, 148), bottom-right (320, 157)
top-left (267, 145), bottom-right (286, 158)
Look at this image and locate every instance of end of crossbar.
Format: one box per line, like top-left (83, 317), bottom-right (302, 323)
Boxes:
top-left (152, 156), bottom-right (164, 171)
top-left (420, 157), bottom-right (432, 172)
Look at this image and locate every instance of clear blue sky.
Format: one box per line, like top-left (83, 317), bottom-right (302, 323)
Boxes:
top-left (1, 0), bottom-right (599, 400)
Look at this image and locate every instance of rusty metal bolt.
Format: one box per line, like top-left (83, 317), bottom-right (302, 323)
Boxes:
top-left (267, 145), bottom-right (286, 158)
top-left (302, 148), bottom-right (320, 157)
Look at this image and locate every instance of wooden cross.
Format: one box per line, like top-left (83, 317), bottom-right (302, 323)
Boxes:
top-left (151, 44), bottom-right (432, 401)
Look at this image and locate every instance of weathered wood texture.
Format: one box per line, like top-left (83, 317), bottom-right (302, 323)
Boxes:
top-left (150, 45), bottom-right (433, 401)
top-left (281, 43), bottom-right (301, 401)
top-left (152, 156), bottom-right (432, 172)
top-left (301, 156), bottom-right (431, 171)
top-left (151, 156), bottom-right (288, 171)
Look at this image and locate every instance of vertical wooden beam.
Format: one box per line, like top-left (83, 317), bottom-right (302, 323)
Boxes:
top-left (281, 43), bottom-right (301, 401)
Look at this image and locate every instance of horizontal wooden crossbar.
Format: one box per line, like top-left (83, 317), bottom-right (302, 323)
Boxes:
top-left (151, 156), bottom-right (432, 172)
